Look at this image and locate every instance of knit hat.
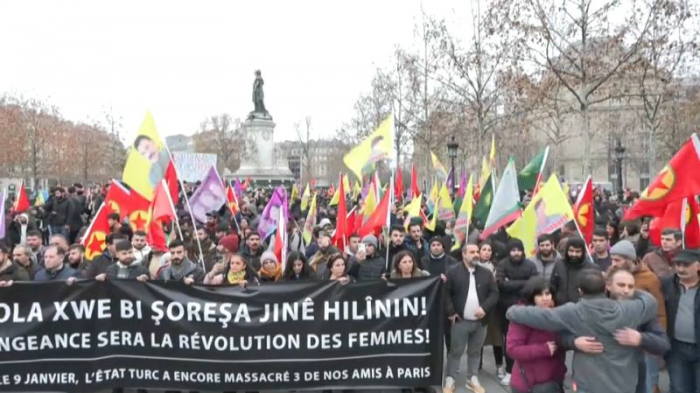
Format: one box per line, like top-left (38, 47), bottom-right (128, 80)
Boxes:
top-left (261, 251), bottom-right (279, 265)
top-left (506, 238), bottom-right (525, 252)
top-left (218, 234), bottom-right (239, 253)
top-left (609, 240), bottom-right (637, 260)
top-left (672, 249), bottom-right (700, 265)
top-left (429, 236), bottom-right (443, 247)
top-left (362, 234), bottom-right (378, 248)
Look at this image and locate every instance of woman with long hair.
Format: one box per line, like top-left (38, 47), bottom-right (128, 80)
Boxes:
top-left (506, 277), bottom-right (566, 393)
top-left (326, 253), bottom-right (353, 284)
top-left (607, 220), bottom-right (621, 246)
top-left (258, 251), bottom-right (282, 283)
top-left (283, 251), bottom-right (315, 281)
top-left (204, 253), bottom-right (259, 287)
top-left (389, 250), bottom-right (429, 278)
top-left (477, 242), bottom-right (505, 379)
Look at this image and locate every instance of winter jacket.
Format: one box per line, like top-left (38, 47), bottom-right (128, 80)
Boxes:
top-left (156, 259), bottom-right (206, 283)
top-left (104, 263), bottom-right (150, 280)
top-left (506, 320), bottom-right (567, 393)
top-left (389, 269), bottom-right (429, 279)
top-left (240, 246), bottom-right (264, 271)
top-left (309, 246), bottom-right (340, 279)
top-left (531, 252), bottom-right (560, 282)
top-left (387, 242), bottom-right (409, 267)
top-left (0, 260), bottom-right (30, 281)
top-left (404, 237), bottom-right (429, 261)
top-left (445, 262), bottom-right (498, 323)
top-left (85, 251), bottom-right (115, 279)
top-left (642, 249), bottom-right (675, 279)
top-left (45, 196), bottom-right (70, 227)
top-left (349, 253), bottom-right (386, 281)
top-left (34, 264), bottom-right (80, 281)
top-left (66, 195), bottom-right (85, 231)
top-left (507, 290), bottom-right (658, 393)
top-left (550, 257), bottom-right (601, 305)
top-left (662, 274), bottom-right (700, 344)
top-left (632, 264), bottom-right (667, 330)
top-left (419, 253), bottom-right (459, 277)
top-left (13, 258), bottom-right (39, 280)
top-left (496, 257), bottom-right (538, 309)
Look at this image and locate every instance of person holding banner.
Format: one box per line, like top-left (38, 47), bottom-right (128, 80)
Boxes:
top-left (96, 240), bottom-right (149, 282)
top-left (156, 240), bottom-right (205, 285)
top-left (282, 251), bottom-right (316, 281)
top-left (34, 245), bottom-right (81, 282)
top-left (389, 251), bottom-right (428, 279)
top-left (258, 251), bottom-right (282, 283)
top-left (326, 253), bottom-right (353, 284)
top-left (204, 254), bottom-right (259, 287)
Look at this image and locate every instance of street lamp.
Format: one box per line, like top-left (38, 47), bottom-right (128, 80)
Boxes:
top-left (447, 135), bottom-right (459, 196)
top-left (614, 138), bottom-right (626, 203)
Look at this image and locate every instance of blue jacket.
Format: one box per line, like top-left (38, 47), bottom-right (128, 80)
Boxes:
top-left (34, 264), bottom-right (80, 281)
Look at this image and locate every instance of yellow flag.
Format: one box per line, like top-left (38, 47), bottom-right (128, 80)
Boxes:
top-left (34, 192), bottom-right (45, 207)
top-left (479, 156), bottom-right (490, 188)
top-left (437, 183), bottom-right (455, 221)
top-left (329, 187), bottom-right (340, 206)
top-left (489, 134), bottom-right (497, 168)
top-left (342, 174), bottom-right (351, 195)
top-left (300, 184), bottom-right (311, 211)
top-left (291, 183), bottom-right (299, 201)
top-left (302, 193), bottom-right (317, 244)
top-left (122, 112), bottom-right (169, 199)
top-left (362, 184), bottom-right (377, 224)
top-left (427, 182), bottom-right (439, 213)
top-left (507, 174), bottom-right (575, 257)
top-left (453, 174), bottom-right (474, 250)
top-left (403, 194), bottom-right (422, 229)
top-left (352, 181), bottom-right (362, 200)
top-left (425, 208), bottom-right (438, 232)
top-left (430, 151), bottom-right (448, 184)
top-left (343, 116), bottom-right (393, 179)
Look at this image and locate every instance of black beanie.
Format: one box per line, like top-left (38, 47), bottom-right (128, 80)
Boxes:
top-left (507, 238), bottom-right (525, 252)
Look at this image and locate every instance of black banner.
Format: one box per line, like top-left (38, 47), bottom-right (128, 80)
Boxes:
top-left (0, 277), bottom-right (444, 392)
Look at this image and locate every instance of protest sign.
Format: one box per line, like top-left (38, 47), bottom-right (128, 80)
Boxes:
top-left (172, 152), bottom-right (218, 182)
top-left (0, 278), bottom-right (443, 392)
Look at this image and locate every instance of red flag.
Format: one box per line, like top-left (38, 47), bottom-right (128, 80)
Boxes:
top-left (357, 179), bottom-right (391, 238)
top-left (649, 198), bottom-right (700, 248)
top-left (82, 203), bottom-right (111, 260)
top-left (104, 181), bottom-right (132, 220)
top-left (346, 208), bottom-right (358, 238)
top-left (573, 176), bottom-right (594, 244)
top-left (124, 190), bottom-right (152, 232)
top-left (410, 165), bottom-right (420, 199)
top-left (165, 159), bottom-right (179, 207)
top-left (147, 180), bottom-right (178, 251)
top-left (332, 180), bottom-right (348, 248)
top-left (395, 169), bottom-right (404, 203)
top-left (273, 206), bottom-right (287, 270)
top-left (225, 185), bottom-right (240, 214)
top-left (626, 134), bottom-right (700, 220)
top-left (13, 181), bottom-right (30, 212)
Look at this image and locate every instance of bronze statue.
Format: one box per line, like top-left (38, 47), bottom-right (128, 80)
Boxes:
top-left (249, 70), bottom-right (271, 120)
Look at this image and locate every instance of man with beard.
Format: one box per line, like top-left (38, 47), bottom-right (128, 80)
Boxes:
top-left (44, 187), bottom-right (71, 240)
top-left (405, 222), bottom-right (429, 260)
top-left (11, 245), bottom-right (39, 279)
top-left (420, 236), bottom-right (458, 280)
top-left (67, 244), bottom-right (89, 276)
top-left (662, 249), bottom-right (700, 393)
top-left (531, 234), bottom-right (560, 281)
top-left (387, 225), bottom-right (409, 264)
top-left (156, 240), bottom-right (205, 285)
top-left (507, 271), bottom-right (658, 393)
top-left (25, 230), bottom-right (44, 267)
top-left (240, 232), bottom-right (264, 271)
top-left (495, 238), bottom-right (538, 386)
top-left (643, 228), bottom-right (682, 279)
top-left (97, 240), bottom-right (149, 281)
top-left (86, 233), bottom-right (128, 278)
top-left (131, 230), bottom-right (152, 266)
top-left (195, 226), bottom-right (218, 272)
top-left (550, 236), bottom-right (601, 305)
top-left (309, 232), bottom-right (339, 279)
top-left (344, 233), bottom-right (361, 259)
top-left (591, 228), bottom-right (612, 271)
top-left (561, 268), bottom-right (669, 393)
top-left (0, 244), bottom-right (29, 283)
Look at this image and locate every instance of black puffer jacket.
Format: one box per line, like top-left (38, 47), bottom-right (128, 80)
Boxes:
top-left (550, 238), bottom-right (601, 305)
top-left (349, 253), bottom-right (386, 281)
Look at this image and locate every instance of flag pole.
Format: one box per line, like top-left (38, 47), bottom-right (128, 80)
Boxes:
top-left (385, 170), bottom-right (394, 273)
top-left (161, 179), bottom-right (184, 242)
top-left (161, 144), bottom-right (204, 264)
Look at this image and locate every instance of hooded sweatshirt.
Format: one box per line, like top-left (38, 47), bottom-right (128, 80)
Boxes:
top-left (506, 290), bottom-right (658, 393)
top-left (550, 237), bottom-right (601, 305)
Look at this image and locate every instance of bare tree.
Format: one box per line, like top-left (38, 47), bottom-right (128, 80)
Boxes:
top-left (503, 0), bottom-right (658, 175)
top-left (103, 107), bottom-right (125, 176)
top-left (294, 116), bottom-right (314, 184)
top-left (194, 114), bottom-right (246, 173)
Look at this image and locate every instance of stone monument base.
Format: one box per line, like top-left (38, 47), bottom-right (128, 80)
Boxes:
top-left (229, 117), bottom-right (295, 187)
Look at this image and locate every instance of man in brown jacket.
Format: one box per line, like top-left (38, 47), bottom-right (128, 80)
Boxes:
top-left (642, 228), bottom-right (682, 279)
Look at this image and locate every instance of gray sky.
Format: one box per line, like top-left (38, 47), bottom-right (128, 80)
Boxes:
top-left (0, 0), bottom-right (468, 143)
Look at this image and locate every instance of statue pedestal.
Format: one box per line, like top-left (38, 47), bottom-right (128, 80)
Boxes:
top-left (230, 117), bottom-right (294, 186)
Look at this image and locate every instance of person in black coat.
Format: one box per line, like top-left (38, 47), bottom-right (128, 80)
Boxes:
top-left (283, 251), bottom-right (316, 281)
top-left (420, 236), bottom-right (458, 279)
top-left (495, 238), bottom-right (538, 384)
top-left (44, 188), bottom-right (71, 240)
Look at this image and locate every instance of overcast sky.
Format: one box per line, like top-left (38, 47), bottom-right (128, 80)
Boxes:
top-left (0, 0), bottom-right (471, 143)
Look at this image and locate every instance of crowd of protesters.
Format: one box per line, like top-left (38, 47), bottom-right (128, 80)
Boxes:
top-left (0, 181), bottom-right (698, 393)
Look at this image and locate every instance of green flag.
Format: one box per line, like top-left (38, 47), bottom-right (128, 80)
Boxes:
top-left (518, 146), bottom-right (550, 191)
top-left (473, 173), bottom-right (494, 229)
